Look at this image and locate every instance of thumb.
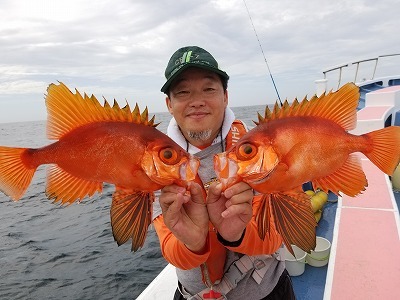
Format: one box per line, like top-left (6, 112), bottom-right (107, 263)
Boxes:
top-left (206, 183), bottom-right (223, 204)
top-left (162, 192), bottom-right (185, 217)
top-left (188, 182), bottom-right (206, 205)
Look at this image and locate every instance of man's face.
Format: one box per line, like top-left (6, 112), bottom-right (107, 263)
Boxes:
top-left (166, 67), bottom-right (228, 147)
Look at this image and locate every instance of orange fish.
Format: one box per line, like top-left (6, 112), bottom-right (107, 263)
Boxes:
top-left (0, 82), bottom-right (199, 251)
top-left (214, 83), bottom-right (400, 254)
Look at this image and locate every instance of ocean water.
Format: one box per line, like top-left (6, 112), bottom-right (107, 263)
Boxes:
top-left (0, 105), bottom-right (265, 300)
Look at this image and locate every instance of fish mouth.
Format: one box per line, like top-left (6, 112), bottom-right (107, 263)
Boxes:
top-left (179, 155), bottom-right (200, 182)
top-left (242, 168), bottom-right (275, 185)
top-left (213, 152), bottom-right (240, 189)
top-left (152, 155), bottom-right (199, 186)
top-left (141, 150), bottom-right (200, 187)
top-left (214, 145), bottom-right (279, 188)
top-left (240, 150), bottom-right (278, 185)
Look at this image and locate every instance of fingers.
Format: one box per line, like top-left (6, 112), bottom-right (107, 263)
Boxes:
top-left (165, 193), bottom-right (186, 218)
top-left (221, 182), bottom-right (253, 219)
top-left (206, 182), bottom-right (223, 205)
top-left (159, 185), bottom-right (188, 214)
top-left (221, 201), bottom-right (252, 218)
top-left (159, 183), bottom-right (207, 225)
top-left (161, 185), bottom-right (186, 199)
top-left (223, 182), bottom-right (252, 200)
top-left (187, 182), bottom-right (206, 205)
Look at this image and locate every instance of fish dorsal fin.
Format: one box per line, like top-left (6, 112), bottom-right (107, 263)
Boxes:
top-left (255, 82), bottom-right (359, 131)
top-left (46, 82), bottom-right (158, 140)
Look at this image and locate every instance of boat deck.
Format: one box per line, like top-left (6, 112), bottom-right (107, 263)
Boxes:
top-left (324, 158), bottom-right (400, 299)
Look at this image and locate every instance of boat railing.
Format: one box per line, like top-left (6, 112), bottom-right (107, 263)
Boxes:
top-left (322, 54), bottom-right (400, 89)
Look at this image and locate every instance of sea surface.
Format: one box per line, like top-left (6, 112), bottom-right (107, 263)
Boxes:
top-left (0, 105), bottom-right (265, 300)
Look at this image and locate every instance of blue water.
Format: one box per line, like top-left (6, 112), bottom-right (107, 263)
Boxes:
top-left (0, 105), bottom-right (266, 300)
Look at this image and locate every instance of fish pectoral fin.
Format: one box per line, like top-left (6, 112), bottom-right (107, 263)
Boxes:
top-left (111, 187), bottom-right (154, 252)
top-left (312, 154), bottom-right (367, 197)
top-left (254, 194), bottom-right (272, 241)
top-left (46, 165), bottom-right (103, 205)
top-left (256, 191), bottom-right (317, 255)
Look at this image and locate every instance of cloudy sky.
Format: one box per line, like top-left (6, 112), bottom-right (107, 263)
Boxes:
top-left (0, 0), bottom-right (399, 123)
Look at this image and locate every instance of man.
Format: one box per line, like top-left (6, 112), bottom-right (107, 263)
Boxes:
top-left (153, 46), bottom-right (295, 299)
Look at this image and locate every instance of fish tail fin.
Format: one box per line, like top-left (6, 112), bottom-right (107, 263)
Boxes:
top-left (362, 126), bottom-right (400, 175)
top-left (0, 146), bottom-right (37, 200)
top-left (111, 187), bottom-right (154, 252)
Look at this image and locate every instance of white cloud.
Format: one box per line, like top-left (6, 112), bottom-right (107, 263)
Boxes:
top-left (0, 80), bottom-right (48, 94)
top-left (0, 0), bottom-right (399, 123)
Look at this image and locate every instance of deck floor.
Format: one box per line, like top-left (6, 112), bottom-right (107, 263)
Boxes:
top-left (324, 158), bottom-right (400, 299)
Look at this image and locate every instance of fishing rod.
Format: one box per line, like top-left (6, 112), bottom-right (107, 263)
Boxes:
top-left (243, 0), bottom-right (283, 106)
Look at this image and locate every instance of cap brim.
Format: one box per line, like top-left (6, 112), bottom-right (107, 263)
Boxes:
top-left (161, 62), bottom-right (229, 93)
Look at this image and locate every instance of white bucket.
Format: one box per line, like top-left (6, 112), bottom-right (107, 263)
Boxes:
top-left (306, 236), bottom-right (331, 267)
top-left (284, 245), bottom-right (307, 276)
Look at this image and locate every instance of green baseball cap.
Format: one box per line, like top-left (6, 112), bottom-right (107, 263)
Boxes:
top-left (161, 46), bottom-right (229, 93)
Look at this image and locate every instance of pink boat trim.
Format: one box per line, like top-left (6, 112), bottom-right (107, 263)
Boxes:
top-left (324, 157), bottom-right (400, 299)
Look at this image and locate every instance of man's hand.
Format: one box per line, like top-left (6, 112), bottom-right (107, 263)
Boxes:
top-left (159, 182), bottom-right (209, 253)
top-left (206, 182), bottom-right (253, 243)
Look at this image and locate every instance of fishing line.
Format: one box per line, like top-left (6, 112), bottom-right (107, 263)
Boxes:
top-left (243, 0), bottom-right (283, 106)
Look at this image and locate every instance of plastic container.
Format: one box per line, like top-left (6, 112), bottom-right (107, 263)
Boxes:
top-left (306, 236), bottom-right (331, 267)
top-left (284, 245), bottom-right (307, 276)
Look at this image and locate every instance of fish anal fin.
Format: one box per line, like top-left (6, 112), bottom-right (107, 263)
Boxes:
top-left (45, 165), bottom-right (103, 205)
top-left (111, 187), bottom-right (154, 252)
top-left (312, 154), bottom-right (367, 197)
top-left (45, 82), bottom-right (158, 140)
top-left (256, 191), bottom-right (317, 255)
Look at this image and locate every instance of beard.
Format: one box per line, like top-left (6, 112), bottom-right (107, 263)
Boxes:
top-left (187, 129), bottom-right (212, 141)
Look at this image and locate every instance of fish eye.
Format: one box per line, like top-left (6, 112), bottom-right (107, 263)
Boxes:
top-left (159, 147), bottom-right (179, 165)
top-left (237, 143), bottom-right (257, 160)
